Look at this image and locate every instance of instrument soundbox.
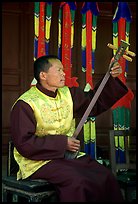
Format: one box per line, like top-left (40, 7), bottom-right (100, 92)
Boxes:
top-left (64, 39), bottom-right (135, 159)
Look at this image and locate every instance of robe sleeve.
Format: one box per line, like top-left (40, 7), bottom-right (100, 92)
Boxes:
top-left (10, 100), bottom-right (67, 160)
top-left (70, 76), bottom-right (128, 118)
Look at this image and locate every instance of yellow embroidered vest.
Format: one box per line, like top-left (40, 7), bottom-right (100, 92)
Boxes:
top-left (12, 86), bottom-right (75, 180)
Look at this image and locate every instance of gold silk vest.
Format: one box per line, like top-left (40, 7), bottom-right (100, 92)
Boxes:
top-left (13, 86), bottom-right (75, 180)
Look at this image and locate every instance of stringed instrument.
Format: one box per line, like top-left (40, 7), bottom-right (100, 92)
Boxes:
top-left (64, 39), bottom-right (136, 159)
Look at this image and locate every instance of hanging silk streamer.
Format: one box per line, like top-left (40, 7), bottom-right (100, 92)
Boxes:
top-left (34, 2), bottom-right (39, 61)
top-left (45, 2), bottom-right (52, 55)
top-left (32, 2), bottom-right (52, 86)
top-left (58, 2), bottom-right (78, 87)
top-left (81, 2), bottom-right (99, 89)
top-left (83, 117), bottom-right (96, 159)
top-left (81, 2), bottom-right (99, 159)
top-left (111, 2), bottom-right (134, 163)
top-left (37, 2), bottom-right (45, 58)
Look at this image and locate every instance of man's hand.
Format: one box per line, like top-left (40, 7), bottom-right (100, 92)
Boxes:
top-left (110, 58), bottom-right (122, 78)
top-left (66, 137), bottom-right (80, 152)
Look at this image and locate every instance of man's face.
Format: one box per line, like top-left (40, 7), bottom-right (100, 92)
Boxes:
top-left (41, 59), bottom-right (65, 92)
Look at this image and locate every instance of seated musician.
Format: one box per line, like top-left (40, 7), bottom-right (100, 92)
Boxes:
top-left (10, 55), bottom-right (128, 202)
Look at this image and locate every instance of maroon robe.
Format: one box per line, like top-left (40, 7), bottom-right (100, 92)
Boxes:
top-left (10, 76), bottom-right (128, 202)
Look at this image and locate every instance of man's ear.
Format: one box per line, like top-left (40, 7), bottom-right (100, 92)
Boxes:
top-left (40, 71), bottom-right (47, 81)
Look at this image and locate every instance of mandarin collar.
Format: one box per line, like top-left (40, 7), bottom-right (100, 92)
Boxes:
top-left (36, 83), bottom-right (58, 98)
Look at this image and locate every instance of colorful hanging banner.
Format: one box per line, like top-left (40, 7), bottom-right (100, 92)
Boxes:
top-left (83, 117), bottom-right (97, 159)
top-left (111, 2), bottom-right (134, 163)
top-left (81, 2), bottom-right (99, 159)
top-left (34, 2), bottom-right (52, 60)
top-left (32, 2), bottom-right (52, 85)
top-left (58, 2), bottom-right (79, 87)
top-left (81, 2), bottom-right (99, 90)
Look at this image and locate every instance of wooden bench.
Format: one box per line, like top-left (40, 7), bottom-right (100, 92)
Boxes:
top-left (2, 141), bottom-right (59, 202)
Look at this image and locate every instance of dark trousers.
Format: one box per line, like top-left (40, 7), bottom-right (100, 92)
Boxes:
top-left (30, 155), bottom-right (124, 202)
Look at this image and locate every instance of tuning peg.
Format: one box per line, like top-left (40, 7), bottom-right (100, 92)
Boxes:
top-left (125, 50), bottom-right (136, 57)
top-left (123, 55), bottom-right (132, 62)
top-left (107, 43), bottom-right (116, 50)
top-left (107, 43), bottom-right (136, 57)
